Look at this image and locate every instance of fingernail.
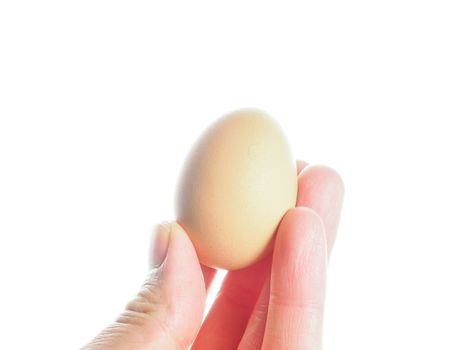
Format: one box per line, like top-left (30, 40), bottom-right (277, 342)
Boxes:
top-left (150, 222), bottom-right (172, 268)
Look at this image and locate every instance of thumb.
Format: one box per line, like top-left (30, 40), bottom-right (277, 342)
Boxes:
top-left (83, 222), bottom-right (207, 350)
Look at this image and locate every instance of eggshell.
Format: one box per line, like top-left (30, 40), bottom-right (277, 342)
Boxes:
top-left (175, 108), bottom-right (297, 270)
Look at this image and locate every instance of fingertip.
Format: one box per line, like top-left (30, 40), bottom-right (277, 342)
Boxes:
top-left (296, 165), bottom-right (344, 256)
top-left (278, 207), bottom-right (326, 243)
top-left (163, 221), bottom-right (205, 285)
top-left (170, 221), bottom-right (217, 290)
top-left (274, 207), bottom-right (327, 273)
top-left (148, 221), bottom-right (197, 270)
top-left (296, 159), bottom-right (309, 175)
top-left (298, 165), bottom-right (345, 200)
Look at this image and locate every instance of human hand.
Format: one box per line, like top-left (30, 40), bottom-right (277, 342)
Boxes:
top-left (82, 161), bottom-right (344, 350)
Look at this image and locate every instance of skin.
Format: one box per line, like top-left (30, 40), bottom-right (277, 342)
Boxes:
top-left (83, 160), bottom-right (344, 350)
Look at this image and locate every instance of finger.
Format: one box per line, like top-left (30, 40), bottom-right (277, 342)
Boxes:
top-left (238, 165), bottom-right (344, 350)
top-left (237, 278), bottom-right (271, 350)
top-left (296, 165), bottom-right (345, 256)
top-left (82, 222), bottom-right (206, 350)
top-left (201, 264), bottom-right (217, 292)
top-left (262, 207), bottom-right (327, 350)
top-left (296, 159), bottom-right (309, 174)
top-left (191, 255), bottom-right (272, 350)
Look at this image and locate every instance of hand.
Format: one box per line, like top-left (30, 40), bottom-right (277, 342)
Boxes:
top-left (82, 161), bottom-right (344, 350)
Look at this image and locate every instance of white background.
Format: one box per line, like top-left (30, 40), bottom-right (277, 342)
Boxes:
top-left (1, 1), bottom-right (466, 349)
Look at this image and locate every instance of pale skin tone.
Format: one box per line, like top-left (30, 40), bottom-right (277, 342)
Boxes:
top-left (83, 160), bottom-right (344, 350)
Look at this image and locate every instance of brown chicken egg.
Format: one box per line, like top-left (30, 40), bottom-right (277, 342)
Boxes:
top-left (175, 108), bottom-right (297, 270)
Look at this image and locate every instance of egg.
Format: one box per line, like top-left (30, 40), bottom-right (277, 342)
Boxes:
top-left (175, 108), bottom-right (297, 270)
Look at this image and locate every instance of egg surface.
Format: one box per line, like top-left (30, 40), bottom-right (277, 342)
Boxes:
top-left (175, 109), bottom-right (297, 270)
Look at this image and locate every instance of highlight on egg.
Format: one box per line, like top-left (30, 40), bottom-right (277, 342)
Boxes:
top-left (175, 108), bottom-right (297, 270)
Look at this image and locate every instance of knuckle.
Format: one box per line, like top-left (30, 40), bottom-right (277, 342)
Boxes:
top-left (269, 292), bottom-right (325, 315)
